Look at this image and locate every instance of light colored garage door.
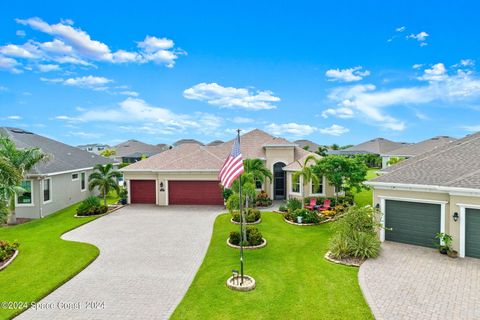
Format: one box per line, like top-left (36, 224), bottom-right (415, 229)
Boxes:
top-left (168, 181), bottom-right (223, 205)
top-left (130, 180), bottom-right (156, 204)
top-left (385, 200), bottom-right (441, 248)
top-left (466, 208), bottom-right (480, 258)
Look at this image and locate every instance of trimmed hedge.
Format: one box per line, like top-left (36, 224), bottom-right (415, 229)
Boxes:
top-left (229, 227), bottom-right (264, 246)
top-left (231, 208), bottom-right (261, 223)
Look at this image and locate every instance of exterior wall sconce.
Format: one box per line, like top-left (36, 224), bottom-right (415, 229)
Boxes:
top-left (453, 212), bottom-right (459, 222)
top-left (159, 182), bottom-right (165, 192)
top-left (375, 203), bottom-right (380, 210)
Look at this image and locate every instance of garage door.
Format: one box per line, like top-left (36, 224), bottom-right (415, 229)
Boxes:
top-left (385, 200), bottom-right (441, 248)
top-left (130, 180), bottom-right (156, 204)
top-left (169, 181), bottom-right (223, 205)
top-left (466, 209), bottom-right (480, 258)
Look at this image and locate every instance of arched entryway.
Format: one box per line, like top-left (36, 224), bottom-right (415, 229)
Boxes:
top-left (273, 162), bottom-right (286, 200)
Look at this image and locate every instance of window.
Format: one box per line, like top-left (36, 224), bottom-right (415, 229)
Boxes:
top-left (43, 178), bottom-right (52, 203)
top-left (291, 175), bottom-right (301, 193)
top-left (17, 180), bottom-right (33, 205)
top-left (255, 178), bottom-right (263, 190)
top-left (81, 172), bottom-right (86, 191)
top-left (72, 173), bottom-right (79, 180)
top-left (311, 176), bottom-right (324, 195)
top-left (87, 147), bottom-right (93, 151)
top-left (98, 147), bottom-right (104, 151)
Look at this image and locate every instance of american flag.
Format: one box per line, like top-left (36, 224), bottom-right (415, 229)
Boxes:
top-left (219, 135), bottom-right (244, 188)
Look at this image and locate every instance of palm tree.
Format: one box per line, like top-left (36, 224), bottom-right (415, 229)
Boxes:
top-left (88, 163), bottom-right (122, 206)
top-left (0, 156), bottom-right (22, 223)
top-left (0, 136), bottom-right (47, 223)
top-left (292, 155), bottom-right (320, 208)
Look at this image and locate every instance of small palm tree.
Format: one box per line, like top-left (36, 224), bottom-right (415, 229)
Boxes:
top-left (0, 156), bottom-right (22, 223)
top-left (88, 163), bottom-right (122, 206)
top-left (292, 155), bottom-right (320, 208)
top-left (0, 136), bottom-right (47, 223)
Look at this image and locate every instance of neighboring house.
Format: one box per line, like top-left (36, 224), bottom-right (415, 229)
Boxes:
top-left (366, 132), bottom-right (480, 259)
top-left (380, 136), bottom-right (457, 169)
top-left (157, 143), bottom-right (172, 152)
top-left (206, 140), bottom-right (224, 146)
top-left (173, 139), bottom-right (204, 147)
top-left (340, 137), bottom-right (408, 155)
top-left (77, 143), bottom-right (110, 154)
top-left (114, 139), bottom-right (165, 163)
top-left (121, 129), bottom-right (337, 205)
top-left (0, 127), bottom-right (114, 219)
top-left (294, 139), bottom-right (320, 152)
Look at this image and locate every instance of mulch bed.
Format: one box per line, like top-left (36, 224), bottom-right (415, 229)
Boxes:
top-left (226, 238), bottom-right (267, 250)
top-left (230, 218), bottom-right (261, 225)
top-left (74, 204), bottom-right (126, 218)
top-left (324, 251), bottom-right (364, 267)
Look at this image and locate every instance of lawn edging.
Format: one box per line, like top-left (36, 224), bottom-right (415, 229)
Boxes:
top-left (226, 237), bottom-right (267, 250)
top-left (324, 251), bottom-right (364, 267)
top-left (283, 217), bottom-right (332, 226)
top-left (0, 249), bottom-right (18, 272)
top-left (230, 218), bottom-right (261, 225)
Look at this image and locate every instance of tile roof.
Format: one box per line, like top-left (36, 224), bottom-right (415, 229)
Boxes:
top-left (123, 129), bottom-right (311, 172)
top-left (283, 153), bottom-right (321, 171)
top-left (382, 136), bottom-right (457, 157)
top-left (114, 140), bottom-right (165, 158)
top-left (173, 139), bottom-right (204, 147)
top-left (206, 140), bottom-right (224, 146)
top-left (0, 127), bottom-right (114, 175)
top-left (294, 139), bottom-right (320, 151)
top-left (370, 132), bottom-right (480, 189)
top-left (343, 138), bottom-right (408, 154)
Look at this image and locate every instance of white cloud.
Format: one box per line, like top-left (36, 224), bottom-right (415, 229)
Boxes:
top-left (407, 31), bottom-right (429, 46)
top-left (138, 36), bottom-right (174, 51)
top-left (16, 30), bottom-right (26, 37)
top-left (412, 64), bottom-right (423, 69)
top-left (0, 55), bottom-right (22, 73)
top-left (321, 107), bottom-right (354, 119)
top-left (396, 26), bottom-right (406, 32)
top-left (38, 64), bottom-right (60, 72)
top-left (0, 42), bottom-right (41, 59)
top-left (418, 63), bottom-right (447, 82)
top-left (118, 90), bottom-right (139, 97)
top-left (41, 75), bottom-right (112, 90)
top-left (461, 59), bottom-right (475, 67)
top-left (232, 116), bottom-right (254, 124)
top-left (318, 124), bottom-right (349, 136)
top-left (7, 115), bottom-right (22, 120)
top-left (325, 66), bottom-right (370, 82)
top-left (69, 131), bottom-right (102, 139)
top-left (265, 123), bottom-right (317, 137)
top-left (462, 124), bottom-right (480, 132)
top-left (183, 82), bottom-right (280, 110)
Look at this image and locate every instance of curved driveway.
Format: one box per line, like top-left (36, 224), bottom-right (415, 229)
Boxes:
top-left (17, 205), bottom-right (221, 320)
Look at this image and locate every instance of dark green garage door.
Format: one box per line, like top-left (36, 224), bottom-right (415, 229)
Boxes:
top-left (466, 209), bottom-right (480, 258)
top-left (385, 200), bottom-right (440, 248)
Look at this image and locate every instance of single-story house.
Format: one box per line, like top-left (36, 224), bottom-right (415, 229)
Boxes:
top-left (77, 143), bottom-right (110, 154)
top-left (380, 136), bottom-right (457, 169)
top-left (340, 137), bottom-right (408, 155)
top-left (114, 139), bottom-right (165, 163)
top-left (0, 127), bottom-right (114, 219)
top-left (366, 132), bottom-right (480, 258)
top-left (173, 138), bottom-right (204, 147)
top-left (206, 140), bottom-right (224, 146)
top-left (121, 129), bottom-right (337, 205)
top-left (294, 139), bottom-right (321, 152)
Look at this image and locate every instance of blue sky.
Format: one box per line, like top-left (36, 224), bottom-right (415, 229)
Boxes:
top-left (1, 1), bottom-right (479, 146)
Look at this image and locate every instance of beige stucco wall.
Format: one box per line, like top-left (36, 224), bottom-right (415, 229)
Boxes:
top-left (373, 187), bottom-right (480, 255)
top-left (264, 147), bottom-right (295, 199)
top-left (16, 169), bottom-right (97, 219)
top-left (285, 171), bottom-right (336, 200)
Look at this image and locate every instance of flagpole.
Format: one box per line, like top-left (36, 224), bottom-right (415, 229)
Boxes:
top-left (237, 129), bottom-right (244, 285)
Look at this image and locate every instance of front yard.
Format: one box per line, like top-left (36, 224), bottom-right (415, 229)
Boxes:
top-left (353, 169), bottom-right (378, 207)
top-left (0, 193), bottom-right (119, 319)
top-left (172, 212), bottom-right (373, 319)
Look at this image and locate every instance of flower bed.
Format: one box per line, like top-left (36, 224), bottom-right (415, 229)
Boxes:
top-left (231, 209), bottom-right (261, 224)
top-left (324, 251), bottom-right (364, 267)
top-left (228, 226), bottom-right (266, 249)
top-left (255, 190), bottom-right (272, 207)
top-left (283, 209), bottom-right (326, 225)
top-left (0, 240), bottom-right (19, 271)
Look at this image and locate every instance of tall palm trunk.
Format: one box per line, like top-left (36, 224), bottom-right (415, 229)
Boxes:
top-left (243, 195), bottom-right (248, 240)
top-left (7, 197), bottom-right (16, 224)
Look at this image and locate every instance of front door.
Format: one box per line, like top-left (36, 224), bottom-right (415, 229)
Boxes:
top-left (273, 162), bottom-right (286, 200)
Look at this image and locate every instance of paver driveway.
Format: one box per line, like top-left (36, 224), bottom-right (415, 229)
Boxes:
top-left (359, 241), bottom-right (480, 320)
top-left (17, 205), bottom-right (221, 320)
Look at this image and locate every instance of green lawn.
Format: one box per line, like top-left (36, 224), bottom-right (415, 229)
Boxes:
top-left (353, 169), bottom-right (378, 207)
top-left (0, 194), bottom-right (119, 319)
top-left (172, 213), bottom-right (372, 320)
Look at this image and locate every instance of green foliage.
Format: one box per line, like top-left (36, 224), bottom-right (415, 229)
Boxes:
top-left (286, 198), bottom-right (302, 212)
top-left (316, 145), bottom-right (329, 156)
top-left (387, 157), bottom-right (405, 166)
top-left (435, 233), bottom-right (453, 253)
top-left (285, 208), bottom-right (321, 224)
top-left (118, 188), bottom-right (128, 200)
top-left (278, 204), bottom-right (287, 212)
top-left (231, 208), bottom-right (261, 223)
top-left (229, 231), bottom-right (241, 245)
top-left (88, 163), bottom-right (122, 206)
top-left (226, 193), bottom-right (244, 212)
top-left (293, 155), bottom-right (321, 205)
top-left (228, 226), bottom-right (263, 246)
top-left (76, 196), bottom-right (108, 216)
top-left (354, 154), bottom-right (382, 168)
top-left (99, 149), bottom-right (116, 157)
top-left (0, 240), bottom-right (18, 262)
top-left (303, 195), bottom-right (354, 207)
top-left (255, 190), bottom-right (272, 207)
top-left (313, 155), bottom-right (368, 194)
top-left (222, 188), bottom-right (233, 201)
top-left (329, 205), bottom-right (382, 259)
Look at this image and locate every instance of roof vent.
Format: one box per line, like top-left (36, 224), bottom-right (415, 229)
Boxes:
top-left (9, 128), bottom-right (33, 134)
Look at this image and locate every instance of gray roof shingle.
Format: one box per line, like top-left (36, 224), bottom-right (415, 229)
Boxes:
top-left (344, 138), bottom-right (408, 154)
top-left (382, 136), bottom-right (457, 157)
top-left (0, 127), bottom-right (114, 175)
top-left (114, 140), bottom-right (165, 158)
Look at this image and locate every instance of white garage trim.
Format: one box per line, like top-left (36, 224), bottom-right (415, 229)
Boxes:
top-left (378, 196), bottom-right (447, 243)
top-left (456, 203), bottom-right (480, 258)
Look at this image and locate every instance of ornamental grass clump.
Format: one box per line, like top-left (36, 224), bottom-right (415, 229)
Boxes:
top-left (328, 205), bottom-right (381, 260)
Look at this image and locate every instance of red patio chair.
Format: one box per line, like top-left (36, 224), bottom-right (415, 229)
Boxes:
top-left (304, 198), bottom-right (317, 210)
top-left (318, 199), bottom-right (331, 211)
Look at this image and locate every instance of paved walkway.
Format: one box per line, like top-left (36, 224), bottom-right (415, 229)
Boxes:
top-left (17, 205), bottom-right (221, 320)
top-left (359, 241), bottom-right (480, 320)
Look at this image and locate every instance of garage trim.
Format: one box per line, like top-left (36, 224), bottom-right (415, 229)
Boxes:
top-left (457, 203), bottom-right (480, 258)
top-left (379, 196), bottom-right (447, 243)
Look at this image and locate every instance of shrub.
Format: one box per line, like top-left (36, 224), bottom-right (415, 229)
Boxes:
top-left (226, 193), bottom-right (240, 212)
top-left (304, 196), bottom-right (354, 208)
top-left (278, 204), bottom-right (287, 212)
top-left (286, 198), bottom-right (302, 212)
top-left (228, 227), bottom-right (264, 246)
top-left (222, 188), bottom-right (233, 201)
top-left (328, 205), bottom-right (382, 260)
top-left (285, 208), bottom-right (320, 224)
top-left (229, 231), bottom-right (241, 245)
top-left (76, 196), bottom-right (107, 216)
top-left (255, 191), bottom-right (272, 207)
top-left (231, 208), bottom-right (261, 223)
top-left (0, 240), bottom-right (19, 262)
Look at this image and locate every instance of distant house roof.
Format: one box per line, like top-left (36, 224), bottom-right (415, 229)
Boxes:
top-left (114, 140), bottom-right (164, 158)
top-left (343, 138), bottom-right (408, 154)
top-left (368, 132), bottom-right (480, 190)
top-left (173, 139), bottom-right (204, 147)
top-left (77, 143), bottom-right (110, 148)
top-left (294, 139), bottom-right (320, 151)
top-left (283, 153), bottom-right (321, 171)
top-left (382, 136), bottom-right (457, 157)
top-left (207, 140), bottom-right (224, 146)
top-left (0, 127), bottom-right (114, 176)
top-left (122, 129), bottom-right (311, 172)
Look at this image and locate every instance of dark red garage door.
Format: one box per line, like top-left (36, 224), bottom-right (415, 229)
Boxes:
top-left (130, 180), bottom-right (156, 204)
top-left (169, 181), bottom-right (223, 205)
